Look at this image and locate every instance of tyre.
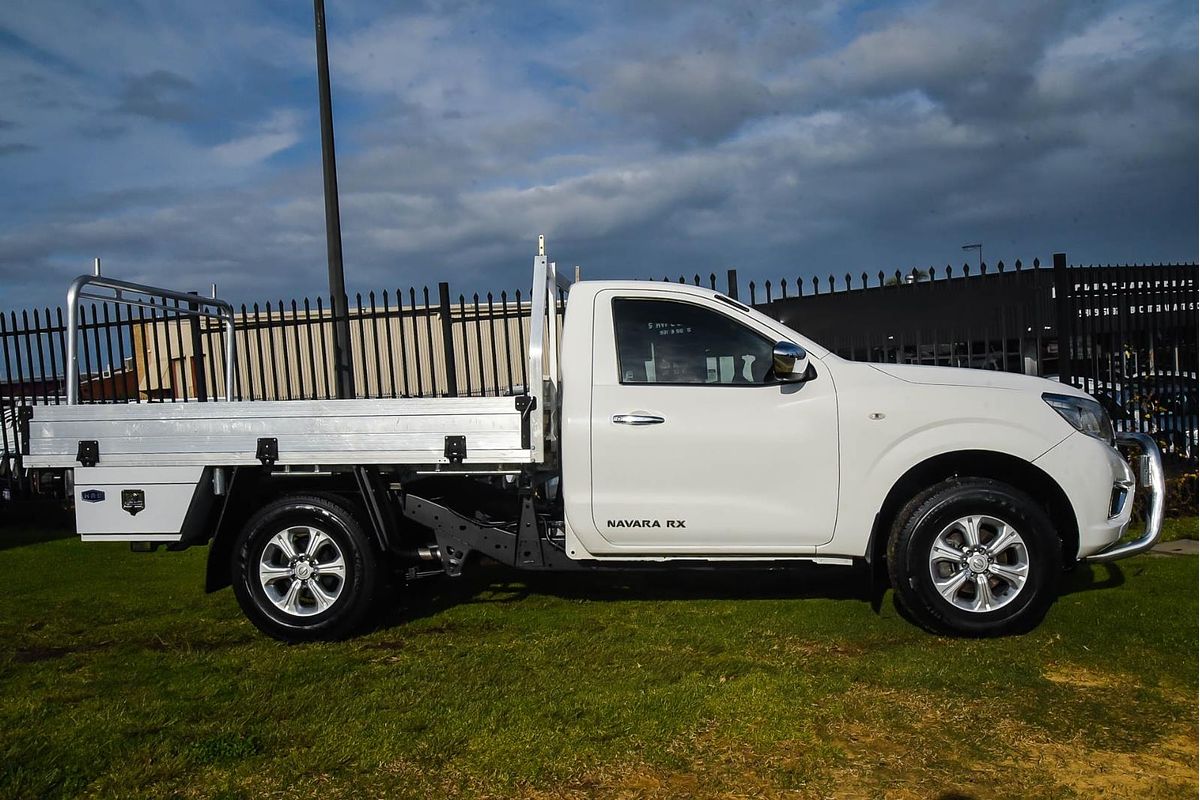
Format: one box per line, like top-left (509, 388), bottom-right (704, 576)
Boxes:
top-left (886, 478), bottom-right (1058, 636)
top-left (232, 494), bottom-right (380, 642)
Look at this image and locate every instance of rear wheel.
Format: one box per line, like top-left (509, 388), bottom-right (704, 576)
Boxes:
top-left (887, 478), bottom-right (1058, 636)
top-left (232, 494), bottom-right (380, 642)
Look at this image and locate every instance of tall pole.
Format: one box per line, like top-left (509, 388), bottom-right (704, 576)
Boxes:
top-left (314, 0), bottom-right (354, 399)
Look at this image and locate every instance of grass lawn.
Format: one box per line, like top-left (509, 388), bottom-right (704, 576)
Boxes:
top-left (1158, 516), bottom-right (1198, 542)
top-left (0, 520), bottom-right (1196, 800)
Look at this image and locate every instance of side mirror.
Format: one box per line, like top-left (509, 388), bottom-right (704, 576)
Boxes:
top-left (772, 341), bottom-right (810, 383)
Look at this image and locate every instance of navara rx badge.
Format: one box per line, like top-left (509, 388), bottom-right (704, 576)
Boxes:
top-left (80, 489), bottom-right (105, 503)
top-left (121, 489), bottom-right (146, 516)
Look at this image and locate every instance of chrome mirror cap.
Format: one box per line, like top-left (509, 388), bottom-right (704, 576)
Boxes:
top-left (772, 341), bottom-right (810, 383)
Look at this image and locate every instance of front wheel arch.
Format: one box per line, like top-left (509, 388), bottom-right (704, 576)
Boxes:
top-left (867, 450), bottom-right (1078, 572)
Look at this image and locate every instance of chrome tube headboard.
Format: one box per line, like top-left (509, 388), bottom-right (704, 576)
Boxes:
top-left (65, 271), bottom-right (237, 404)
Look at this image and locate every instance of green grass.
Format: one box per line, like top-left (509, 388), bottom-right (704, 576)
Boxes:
top-left (1159, 516), bottom-right (1198, 542)
top-left (0, 522), bottom-right (1196, 800)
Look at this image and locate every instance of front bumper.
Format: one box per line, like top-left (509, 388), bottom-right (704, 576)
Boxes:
top-left (1083, 432), bottom-right (1165, 563)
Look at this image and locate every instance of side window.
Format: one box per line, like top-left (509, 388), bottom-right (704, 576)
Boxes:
top-left (613, 298), bottom-right (775, 385)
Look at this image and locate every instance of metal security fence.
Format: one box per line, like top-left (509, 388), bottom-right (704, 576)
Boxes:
top-left (1053, 260), bottom-right (1197, 459)
top-left (658, 259), bottom-right (1063, 374)
top-left (0, 284), bottom-right (563, 405)
top-left (1, 254), bottom-right (1196, 488)
top-left (662, 255), bottom-right (1198, 459)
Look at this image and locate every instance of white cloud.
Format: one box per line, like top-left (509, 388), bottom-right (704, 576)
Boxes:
top-left (210, 109), bottom-right (303, 167)
top-left (1035, 1), bottom-right (1197, 103)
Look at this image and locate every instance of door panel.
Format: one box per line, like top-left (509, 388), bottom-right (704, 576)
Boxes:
top-left (585, 291), bottom-right (839, 552)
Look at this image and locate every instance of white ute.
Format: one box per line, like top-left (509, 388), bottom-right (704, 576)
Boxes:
top-left (20, 238), bottom-right (1165, 641)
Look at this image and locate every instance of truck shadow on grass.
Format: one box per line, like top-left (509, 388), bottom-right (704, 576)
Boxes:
top-left (0, 513), bottom-right (75, 551)
top-left (377, 561), bottom-right (881, 633)
top-left (377, 558), bottom-right (1125, 633)
top-left (1063, 561), bottom-right (1125, 593)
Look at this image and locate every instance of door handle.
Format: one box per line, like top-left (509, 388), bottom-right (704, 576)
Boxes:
top-left (612, 414), bottom-right (665, 426)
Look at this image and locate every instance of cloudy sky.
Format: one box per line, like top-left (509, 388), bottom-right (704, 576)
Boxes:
top-left (0, 0), bottom-right (1195, 313)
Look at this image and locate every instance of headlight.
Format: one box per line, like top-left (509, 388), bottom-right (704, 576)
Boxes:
top-left (1042, 393), bottom-right (1115, 444)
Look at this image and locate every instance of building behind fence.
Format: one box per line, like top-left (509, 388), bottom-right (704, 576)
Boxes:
top-left (0, 287), bottom-right (555, 405)
top-left (2, 255), bottom-right (1196, 483)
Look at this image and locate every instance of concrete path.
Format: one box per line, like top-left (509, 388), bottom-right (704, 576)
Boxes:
top-left (1152, 539), bottom-right (1199, 555)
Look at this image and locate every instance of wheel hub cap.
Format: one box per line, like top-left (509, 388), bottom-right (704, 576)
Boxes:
top-left (928, 514), bottom-right (1030, 613)
top-left (258, 526), bottom-right (348, 618)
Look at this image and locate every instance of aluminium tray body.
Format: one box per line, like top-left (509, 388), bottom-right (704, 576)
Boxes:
top-left (22, 397), bottom-right (533, 469)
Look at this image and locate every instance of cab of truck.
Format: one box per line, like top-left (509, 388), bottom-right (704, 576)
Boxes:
top-left (555, 277), bottom-right (1161, 638)
top-left (559, 281), bottom-right (839, 555)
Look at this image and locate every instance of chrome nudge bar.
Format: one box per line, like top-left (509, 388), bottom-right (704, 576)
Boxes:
top-left (65, 272), bottom-right (237, 405)
top-left (1084, 432), bottom-right (1165, 563)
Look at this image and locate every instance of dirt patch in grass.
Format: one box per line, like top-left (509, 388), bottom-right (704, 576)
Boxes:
top-left (825, 685), bottom-right (1198, 800)
top-left (508, 760), bottom-right (802, 800)
top-left (1013, 728), bottom-right (1197, 799)
top-left (827, 690), bottom-right (996, 799)
top-left (777, 638), bottom-right (869, 659)
top-left (1042, 662), bottom-right (1126, 690)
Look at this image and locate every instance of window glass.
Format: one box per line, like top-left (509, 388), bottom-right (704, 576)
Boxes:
top-left (613, 298), bottom-right (775, 384)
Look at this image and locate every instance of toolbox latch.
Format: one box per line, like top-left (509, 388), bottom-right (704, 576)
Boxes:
top-left (444, 435), bottom-right (467, 464)
top-left (256, 437), bottom-right (279, 468)
top-left (76, 440), bottom-right (99, 467)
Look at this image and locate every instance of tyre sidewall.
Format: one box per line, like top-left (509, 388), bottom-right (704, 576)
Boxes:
top-left (897, 481), bottom-right (1057, 636)
top-left (233, 497), bottom-right (376, 642)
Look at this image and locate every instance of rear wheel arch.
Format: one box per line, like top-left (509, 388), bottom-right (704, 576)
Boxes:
top-left (204, 470), bottom-right (379, 594)
top-left (205, 468), bottom-right (264, 593)
top-left (867, 450), bottom-right (1079, 570)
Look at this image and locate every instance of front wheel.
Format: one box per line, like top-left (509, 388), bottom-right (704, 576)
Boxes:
top-left (232, 494), bottom-right (380, 642)
top-left (887, 478), bottom-right (1059, 636)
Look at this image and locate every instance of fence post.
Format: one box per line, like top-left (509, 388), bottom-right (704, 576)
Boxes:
top-left (1052, 252), bottom-right (1072, 384)
top-left (187, 292), bottom-right (208, 402)
top-left (726, 269), bottom-right (739, 301)
top-left (437, 282), bottom-right (458, 397)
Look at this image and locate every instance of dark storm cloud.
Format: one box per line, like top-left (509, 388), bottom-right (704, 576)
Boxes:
top-left (593, 52), bottom-right (774, 147)
top-left (115, 70), bottom-right (197, 122)
top-left (76, 122), bottom-right (129, 141)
